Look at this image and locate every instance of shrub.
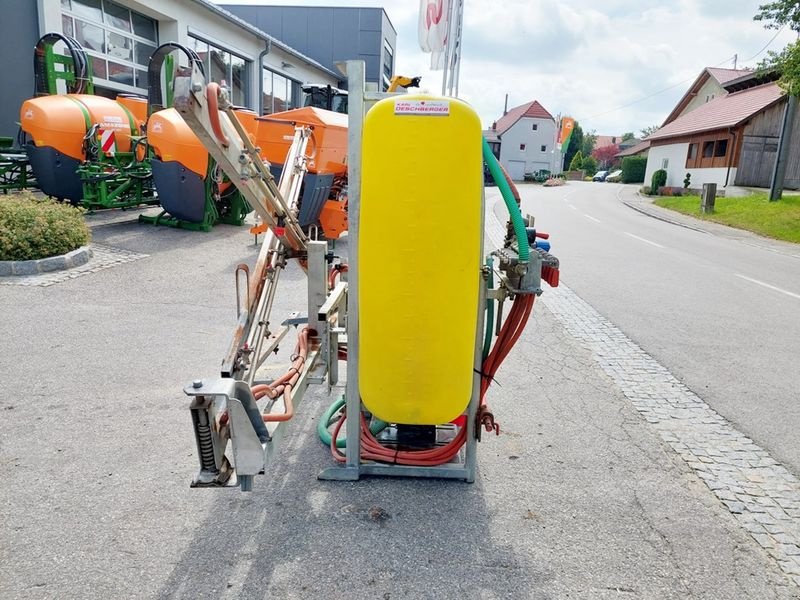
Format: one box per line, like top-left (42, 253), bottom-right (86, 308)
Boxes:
top-left (0, 193), bottom-right (90, 261)
top-left (581, 155), bottom-right (598, 176)
top-left (640, 186), bottom-right (652, 195)
top-left (568, 151), bottom-right (584, 172)
top-left (651, 169), bottom-right (667, 194)
top-left (683, 172), bottom-right (691, 189)
top-left (621, 156), bottom-right (647, 183)
top-left (543, 177), bottom-right (566, 187)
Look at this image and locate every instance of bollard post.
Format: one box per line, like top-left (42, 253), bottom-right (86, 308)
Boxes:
top-left (701, 183), bottom-right (717, 214)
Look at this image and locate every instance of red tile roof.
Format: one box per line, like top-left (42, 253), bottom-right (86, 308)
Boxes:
top-left (595, 135), bottom-right (622, 149)
top-left (615, 140), bottom-right (650, 157)
top-left (663, 67), bottom-right (755, 125)
top-left (707, 67), bottom-right (754, 85)
top-left (648, 83), bottom-right (784, 141)
top-left (494, 100), bottom-right (554, 135)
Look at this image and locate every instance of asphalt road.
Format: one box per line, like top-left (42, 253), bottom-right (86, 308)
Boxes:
top-left (514, 181), bottom-right (800, 476)
top-left (1, 207), bottom-right (797, 598)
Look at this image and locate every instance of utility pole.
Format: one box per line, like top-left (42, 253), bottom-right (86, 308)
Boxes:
top-left (733, 53), bottom-right (738, 70)
top-left (769, 93), bottom-right (798, 201)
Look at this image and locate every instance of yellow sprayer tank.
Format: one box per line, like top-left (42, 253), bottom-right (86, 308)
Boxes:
top-left (359, 95), bottom-right (483, 425)
top-left (20, 94), bottom-right (136, 201)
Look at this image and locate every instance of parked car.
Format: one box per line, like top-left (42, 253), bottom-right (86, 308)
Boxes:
top-left (605, 169), bottom-right (623, 182)
top-left (592, 170), bottom-right (609, 182)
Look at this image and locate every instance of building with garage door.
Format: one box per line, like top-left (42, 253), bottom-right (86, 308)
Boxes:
top-left (644, 70), bottom-right (800, 190)
top-left (0, 0), bottom-right (349, 137)
top-left (483, 100), bottom-right (561, 181)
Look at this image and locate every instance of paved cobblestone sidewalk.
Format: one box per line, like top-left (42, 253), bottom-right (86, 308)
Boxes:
top-left (0, 244), bottom-right (147, 287)
top-left (487, 199), bottom-right (800, 589)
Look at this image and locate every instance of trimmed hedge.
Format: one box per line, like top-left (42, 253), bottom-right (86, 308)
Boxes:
top-left (651, 169), bottom-right (667, 194)
top-left (621, 156), bottom-right (647, 183)
top-left (0, 193), bottom-right (90, 261)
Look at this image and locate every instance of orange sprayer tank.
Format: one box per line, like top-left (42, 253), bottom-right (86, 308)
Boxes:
top-left (147, 106), bottom-right (259, 224)
top-left (148, 107), bottom-right (260, 178)
top-left (256, 107), bottom-right (347, 175)
top-left (20, 94), bottom-right (136, 201)
top-left (20, 94), bottom-right (136, 160)
top-left (116, 95), bottom-right (148, 131)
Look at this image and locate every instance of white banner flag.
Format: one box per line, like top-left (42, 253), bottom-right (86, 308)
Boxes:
top-left (419, 0), bottom-right (451, 55)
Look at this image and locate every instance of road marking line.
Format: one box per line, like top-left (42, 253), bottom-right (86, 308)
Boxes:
top-left (735, 274), bottom-right (800, 300)
top-left (583, 214), bottom-right (601, 223)
top-left (624, 232), bottom-right (664, 248)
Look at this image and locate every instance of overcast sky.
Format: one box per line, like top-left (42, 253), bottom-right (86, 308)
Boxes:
top-left (216, 0), bottom-right (797, 136)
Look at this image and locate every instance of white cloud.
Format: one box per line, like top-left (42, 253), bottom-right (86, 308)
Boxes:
top-left (216, 0), bottom-right (797, 134)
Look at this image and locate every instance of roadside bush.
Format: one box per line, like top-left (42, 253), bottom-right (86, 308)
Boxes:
top-left (568, 151), bottom-right (584, 172)
top-left (683, 172), bottom-right (692, 189)
top-left (0, 193), bottom-right (90, 261)
top-left (581, 156), bottom-right (598, 176)
top-left (621, 156), bottom-right (647, 183)
top-left (640, 186), bottom-right (652, 195)
top-left (651, 169), bottom-right (667, 194)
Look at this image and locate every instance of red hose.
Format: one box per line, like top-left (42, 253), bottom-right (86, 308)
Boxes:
top-left (330, 294), bottom-right (536, 467)
top-left (206, 82), bottom-right (230, 148)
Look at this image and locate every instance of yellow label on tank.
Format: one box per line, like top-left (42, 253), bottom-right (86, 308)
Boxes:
top-left (359, 95), bottom-right (483, 425)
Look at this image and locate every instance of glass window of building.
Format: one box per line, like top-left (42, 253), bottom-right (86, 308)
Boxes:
top-left (383, 40), bottom-right (394, 87)
top-left (61, 0), bottom-right (158, 95)
top-left (189, 35), bottom-right (251, 108)
top-left (262, 68), bottom-right (300, 115)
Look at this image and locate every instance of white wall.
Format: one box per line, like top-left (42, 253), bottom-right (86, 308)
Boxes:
top-left (645, 142), bottom-right (738, 189)
top-left (498, 116), bottom-right (560, 179)
top-left (682, 79), bottom-right (726, 116)
top-left (39, 0), bottom-right (338, 110)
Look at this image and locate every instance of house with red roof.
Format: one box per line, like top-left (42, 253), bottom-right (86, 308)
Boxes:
top-left (484, 100), bottom-right (559, 180)
top-left (644, 69), bottom-right (798, 189)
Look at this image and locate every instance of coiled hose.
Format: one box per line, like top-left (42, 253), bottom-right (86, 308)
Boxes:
top-left (482, 137), bottom-right (530, 262)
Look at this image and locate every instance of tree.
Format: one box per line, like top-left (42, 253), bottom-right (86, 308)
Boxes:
top-left (568, 150), bottom-right (584, 172)
top-left (581, 155), bottom-right (598, 176)
top-left (581, 132), bottom-right (597, 157)
top-left (755, 1), bottom-right (800, 95)
top-left (621, 132), bottom-right (636, 142)
top-left (592, 144), bottom-right (621, 169)
top-left (640, 125), bottom-right (660, 138)
top-left (563, 122), bottom-right (584, 172)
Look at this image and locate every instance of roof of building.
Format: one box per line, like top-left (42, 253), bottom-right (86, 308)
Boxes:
top-left (191, 0), bottom-right (341, 79)
top-left (707, 67), bottom-right (754, 85)
top-left (663, 66), bottom-right (754, 125)
top-left (483, 129), bottom-right (500, 143)
top-left (494, 100), bottom-right (554, 135)
top-left (616, 140), bottom-right (651, 157)
top-left (648, 82), bottom-right (785, 142)
top-left (595, 135), bottom-right (622, 149)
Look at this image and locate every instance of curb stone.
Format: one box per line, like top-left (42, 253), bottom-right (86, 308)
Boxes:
top-left (1, 246), bottom-right (93, 277)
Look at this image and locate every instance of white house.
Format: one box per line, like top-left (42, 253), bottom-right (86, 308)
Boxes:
top-left (485, 100), bottom-right (560, 181)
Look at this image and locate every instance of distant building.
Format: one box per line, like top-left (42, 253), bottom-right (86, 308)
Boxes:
top-left (224, 5), bottom-right (397, 90)
top-left (484, 100), bottom-right (560, 181)
top-left (644, 69), bottom-right (799, 189)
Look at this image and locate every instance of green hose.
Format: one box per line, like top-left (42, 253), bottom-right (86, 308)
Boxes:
top-left (317, 396), bottom-right (388, 448)
top-left (483, 256), bottom-right (494, 360)
top-left (482, 137), bottom-right (530, 263)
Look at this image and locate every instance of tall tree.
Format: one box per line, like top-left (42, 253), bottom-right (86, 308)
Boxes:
top-left (640, 125), bottom-right (660, 138)
top-left (581, 131), bottom-right (597, 157)
top-left (563, 122), bottom-right (584, 172)
top-left (621, 132), bottom-right (636, 142)
top-left (755, 1), bottom-right (800, 94)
